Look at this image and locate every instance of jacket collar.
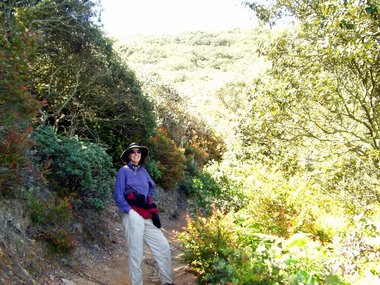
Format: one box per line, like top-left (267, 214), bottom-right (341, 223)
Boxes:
top-left (128, 161), bottom-right (140, 170)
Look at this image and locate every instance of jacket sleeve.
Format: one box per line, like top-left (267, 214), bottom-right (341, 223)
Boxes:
top-left (114, 167), bottom-right (131, 213)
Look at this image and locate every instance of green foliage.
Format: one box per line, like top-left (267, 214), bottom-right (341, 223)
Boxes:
top-left (30, 197), bottom-right (72, 225)
top-left (187, 169), bottom-right (246, 216)
top-left (180, 207), bottom-right (380, 284)
top-left (177, 176), bottom-right (195, 195)
top-left (181, 152), bottom-right (380, 282)
top-left (144, 159), bottom-right (162, 181)
top-left (29, 196), bottom-right (75, 254)
top-left (12, 0), bottom-right (156, 165)
top-left (32, 127), bottom-right (115, 211)
top-left (0, 6), bottom-right (40, 194)
top-left (44, 228), bottom-right (75, 255)
top-left (179, 210), bottom-right (239, 284)
top-left (190, 157), bottom-right (335, 246)
top-left (240, 0), bottom-right (380, 208)
top-left (188, 171), bottom-right (222, 215)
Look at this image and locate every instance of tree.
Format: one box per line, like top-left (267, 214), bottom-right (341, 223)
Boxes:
top-left (13, 0), bottom-right (156, 163)
top-left (241, 0), bottom-right (380, 207)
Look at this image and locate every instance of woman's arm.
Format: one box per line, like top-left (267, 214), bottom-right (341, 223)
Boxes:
top-left (114, 167), bottom-right (131, 213)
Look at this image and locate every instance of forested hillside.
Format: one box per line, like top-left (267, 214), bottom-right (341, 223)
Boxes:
top-left (114, 28), bottom-right (268, 144)
top-left (1, 0), bottom-right (380, 284)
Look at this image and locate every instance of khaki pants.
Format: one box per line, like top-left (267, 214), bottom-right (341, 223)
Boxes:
top-left (122, 210), bottom-right (173, 285)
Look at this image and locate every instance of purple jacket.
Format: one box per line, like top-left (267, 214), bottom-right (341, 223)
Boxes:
top-left (114, 162), bottom-right (156, 213)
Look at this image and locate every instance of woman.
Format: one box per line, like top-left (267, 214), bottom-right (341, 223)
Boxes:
top-left (114, 142), bottom-right (174, 285)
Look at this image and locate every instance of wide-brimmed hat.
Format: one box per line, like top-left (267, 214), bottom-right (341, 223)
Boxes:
top-left (120, 142), bottom-right (149, 164)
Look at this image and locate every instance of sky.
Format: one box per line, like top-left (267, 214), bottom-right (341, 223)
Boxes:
top-left (99, 0), bottom-right (259, 38)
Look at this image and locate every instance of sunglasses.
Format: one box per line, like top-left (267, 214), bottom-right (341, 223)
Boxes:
top-left (130, 150), bottom-right (141, 154)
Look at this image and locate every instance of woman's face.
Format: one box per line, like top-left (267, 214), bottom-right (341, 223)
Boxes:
top-left (129, 148), bottom-right (141, 165)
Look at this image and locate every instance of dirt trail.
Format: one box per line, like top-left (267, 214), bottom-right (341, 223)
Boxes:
top-left (69, 205), bottom-right (198, 285)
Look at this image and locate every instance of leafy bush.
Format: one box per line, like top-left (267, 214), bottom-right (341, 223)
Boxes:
top-left (179, 209), bottom-right (346, 284)
top-left (44, 228), bottom-right (75, 255)
top-left (148, 127), bottom-right (186, 190)
top-left (178, 176), bottom-right (195, 195)
top-left (191, 157), bottom-right (348, 242)
top-left (29, 196), bottom-right (75, 254)
top-left (187, 162), bottom-right (248, 216)
top-left (180, 202), bottom-right (380, 284)
top-left (179, 210), bottom-right (239, 283)
top-left (31, 127), bottom-right (115, 210)
top-left (180, 155), bottom-right (380, 284)
top-left (145, 159), bottom-right (162, 181)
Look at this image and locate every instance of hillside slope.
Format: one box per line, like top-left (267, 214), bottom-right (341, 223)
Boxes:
top-left (113, 28), bottom-right (269, 142)
top-left (1, 189), bottom-right (197, 284)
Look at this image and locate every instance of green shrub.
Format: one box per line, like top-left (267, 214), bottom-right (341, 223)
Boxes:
top-left (188, 171), bottom-right (222, 216)
top-left (179, 208), bottom-right (352, 284)
top-left (44, 228), bottom-right (75, 254)
top-left (29, 197), bottom-right (75, 254)
top-left (180, 204), bottom-right (380, 284)
top-left (31, 126), bottom-right (115, 210)
top-left (180, 155), bottom-right (380, 284)
top-left (188, 167), bottom-right (247, 216)
top-left (179, 210), bottom-right (239, 283)
top-left (30, 197), bottom-right (72, 225)
top-left (178, 176), bottom-right (195, 195)
top-left (145, 159), bottom-right (162, 181)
